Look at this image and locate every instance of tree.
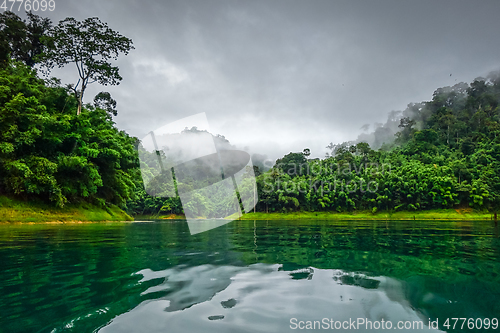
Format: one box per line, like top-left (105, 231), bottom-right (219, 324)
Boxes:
top-left (355, 142), bottom-right (372, 159)
top-left (396, 117), bottom-right (416, 142)
top-left (93, 91), bottom-right (117, 116)
top-left (0, 11), bottom-right (25, 66)
top-left (40, 17), bottom-right (134, 115)
top-left (24, 11), bottom-right (52, 67)
top-left (275, 152), bottom-right (308, 177)
top-left (0, 62), bottom-right (138, 207)
top-left (0, 11), bottom-right (52, 67)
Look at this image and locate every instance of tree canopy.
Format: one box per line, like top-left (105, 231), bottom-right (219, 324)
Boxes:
top-left (0, 61), bottom-right (137, 208)
top-left (0, 11), bottom-right (52, 67)
top-left (2, 12), bottom-right (500, 219)
top-left (40, 17), bottom-right (134, 115)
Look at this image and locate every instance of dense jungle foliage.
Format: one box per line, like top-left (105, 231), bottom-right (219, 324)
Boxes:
top-left (2, 12), bottom-right (500, 217)
top-left (0, 63), bottom-right (139, 208)
top-left (254, 73), bottom-right (500, 215)
top-left (0, 12), bottom-right (138, 211)
top-left (135, 72), bottom-right (500, 217)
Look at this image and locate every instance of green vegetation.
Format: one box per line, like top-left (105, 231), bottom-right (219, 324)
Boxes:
top-left (39, 16), bottom-right (134, 115)
top-left (249, 73), bottom-right (500, 218)
top-left (0, 63), bottom-right (138, 207)
top-left (0, 12), bottom-right (138, 221)
top-left (139, 209), bottom-right (493, 221)
top-left (229, 209), bottom-right (493, 221)
top-left (135, 72), bottom-right (500, 219)
top-left (2, 11), bottom-right (500, 222)
top-left (0, 11), bottom-right (52, 67)
top-left (0, 195), bottom-right (132, 222)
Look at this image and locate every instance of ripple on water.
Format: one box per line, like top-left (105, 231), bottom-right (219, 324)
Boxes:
top-left (99, 264), bottom-right (443, 333)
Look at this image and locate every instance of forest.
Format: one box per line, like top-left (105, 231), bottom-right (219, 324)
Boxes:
top-left (251, 73), bottom-right (500, 216)
top-left (2, 11), bottom-right (500, 218)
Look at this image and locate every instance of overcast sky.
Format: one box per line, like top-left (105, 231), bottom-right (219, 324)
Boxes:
top-left (34, 0), bottom-right (500, 159)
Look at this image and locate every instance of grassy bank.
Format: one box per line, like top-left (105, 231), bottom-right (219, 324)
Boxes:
top-left (228, 208), bottom-right (494, 221)
top-left (0, 196), bottom-right (133, 223)
top-left (133, 214), bottom-right (186, 221)
top-left (135, 208), bottom-right (494, 221)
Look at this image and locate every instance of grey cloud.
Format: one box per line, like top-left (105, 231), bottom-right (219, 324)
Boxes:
top-left (33, 0), bottom-right (500, 159)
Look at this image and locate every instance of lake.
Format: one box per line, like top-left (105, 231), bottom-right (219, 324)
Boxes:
top-left (1, 220), bottom-right (499, 332)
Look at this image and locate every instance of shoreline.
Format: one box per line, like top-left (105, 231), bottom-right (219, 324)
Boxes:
top-left (0, 196), bottom-right (132, 223)
top-left (1, 194), bottom-right (495, 223)
top-left (230, 209), bottom-right (494, 221)
top-left (137, 208), bottom-right (494, 221)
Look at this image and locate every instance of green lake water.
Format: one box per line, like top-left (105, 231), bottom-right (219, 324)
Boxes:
top-left (1, 220), bottom-right (499, 333)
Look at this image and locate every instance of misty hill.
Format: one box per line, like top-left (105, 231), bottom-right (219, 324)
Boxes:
top-left (249, 71), bottom-right (500, 215)
top-left (328, 72), bottom-right (499, 154)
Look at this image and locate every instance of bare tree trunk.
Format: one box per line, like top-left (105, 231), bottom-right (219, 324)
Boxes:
top-left (77, 84), bottom-right (85, 115)
top-left (77, 98), bottom-right (82, 115)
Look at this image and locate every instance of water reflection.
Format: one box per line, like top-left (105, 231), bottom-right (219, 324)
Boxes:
top-left (102, 264), bottom-right (443, 333)
top-left (0, 220), bottom-right (499, 333)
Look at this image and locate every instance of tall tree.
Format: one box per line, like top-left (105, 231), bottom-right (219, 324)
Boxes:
top-left (396, 117), bottom-right (416, 143)
top-left (93, 91), bottom-right (117, 116)
top-left (0, 11), bottom-right (25, 66)
top-left (40, 17), bottom-right (134, 115)
top-left (0, 11), bottom-right (52, 67)
top-left (24, 11), bottom-right (52, 67)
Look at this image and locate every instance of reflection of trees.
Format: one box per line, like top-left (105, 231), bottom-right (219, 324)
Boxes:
top-left (0, 222), bottom-right (238, 332)
top-left (230, 220), bottom-right (500, 327)
top-left (1, 221), bottom-right (499, 332)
